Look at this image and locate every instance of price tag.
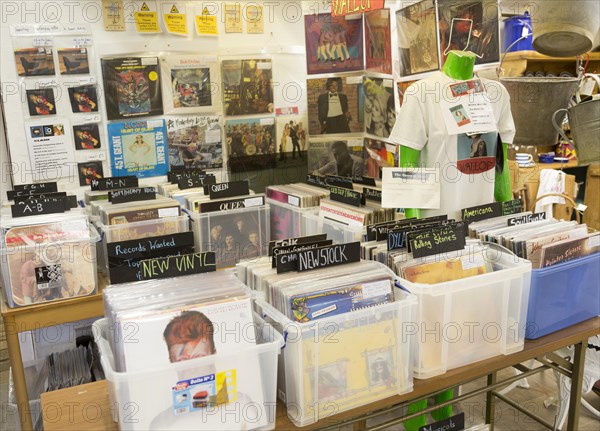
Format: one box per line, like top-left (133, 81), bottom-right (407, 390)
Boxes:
top-left (33, 37), bottom-right (53, 47)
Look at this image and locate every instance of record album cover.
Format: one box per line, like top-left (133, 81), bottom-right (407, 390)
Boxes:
top-left (107, 119), bottom-right (169, 178)
top-left (437, 0), bottom-right (500, 65)
top-left (78, 161), bottom-right (104, 186)
top-left (166, 116), bottom-right (223, 170)
top-left (397, 80), bottom-right (418, 106)
top-left (26, 89), bottom-right (56, 116)
top-left (364, 138), bottom-right (398, 179)
top-left (363, 77), bottom-right (396, 138)
top-left (307, 76), bottom-right (364, 136)
top-left (162, 55), bottom-right (219, 114)
top-left (308, 139), bottom-right (365, 178)
top-left (221, 59), bottom-right (273, 116)
top-left (365, 9), bottom-right (392, 75)
top-left (304, 13), bottom-right (364, 75)
top-left (275, 115), bottom-right (308, 161)
top-left (57, 48), bottom-right (90, 74)
top-left (225, 117), bottom-right (276, 172)
top-left (68, 85), bottom-right (99, 113)
top-left (101, 56), bottom-right (163, 120)
top-left (73, 123), bottom-right (101, 150)
top-left (14, 47), bottom-right (55, 77)
top-left (396, 0), bottom-right (439, 76)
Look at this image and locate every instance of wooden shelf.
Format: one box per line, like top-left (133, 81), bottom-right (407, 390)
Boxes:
top-left (502, 50), bottom-right (600, 78)
top-left (504, 51), bottom-right (600, 62)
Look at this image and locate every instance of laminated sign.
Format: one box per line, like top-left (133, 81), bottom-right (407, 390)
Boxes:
top-left (163, 3), bottom-right (188, 36)
top-left (134, 1), bottom-right (161, 33)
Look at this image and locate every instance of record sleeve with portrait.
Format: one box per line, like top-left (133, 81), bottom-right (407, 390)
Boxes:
top-left (308, 139), bottom-right (365, 178)
top-left (304, 13), bottom-right (364, 75)
top-left (275, 115), bottom-right (308, 161)
top-left (73, 123), bottom-right (101, 150)
top-left (437, 0), bottom-right (500, 65)
top-left (307, 76), bottom-right (364, 136)
top-left (396, 0), bottom-right (439, 77)
top-left (68, 85), bottom-right (99, 113)
top-left (166, 115), bottom-right (223, 170)
top-left (57, 47), bottom-right (90, 74)
top-left (221, 59), bottom-right (273, 116)
top-left (224, 117), bottom-right (276, 172)
top-left (26, 88), bottom-right (57, 116)
top-left (78, 161), bottom-right (104, 186)
top-left (101, 56), bottom-right (163, 120)
top-left (363, 77), bottom-right (396, 139)
top-left (14, 47), bottom-right (55, 77)
top-left (162, 54), bottom-right (220, 114)
top-left (365, 9), bottom-right (392, 75)
top-left (364, 138), bottom-right (398, 179)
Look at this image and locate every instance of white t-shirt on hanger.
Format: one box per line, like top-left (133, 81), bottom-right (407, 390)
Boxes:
top-left (389, 71), bottom-right (516, 220)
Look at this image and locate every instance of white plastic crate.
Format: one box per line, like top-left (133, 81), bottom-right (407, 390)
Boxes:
top-left (93, 314), bottom-right (283, 431)
top-left (266, 198), bottom-right (315, 241)
top-left (189, 204), bottom-right (270, 269)
top-left (397, 246), bottom-right (532, 379)
top-left (256, 292), bottom-right (416, 427)
top-left (301, 210), bottom-right (365, 245)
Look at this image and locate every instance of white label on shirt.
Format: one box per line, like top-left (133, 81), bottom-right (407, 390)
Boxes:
top-left (440, 80), bottom-right (498, 136)
top-left (381, 167), bottom-right (441, 210)
top-left (461, 254), bottom-right (485, 271)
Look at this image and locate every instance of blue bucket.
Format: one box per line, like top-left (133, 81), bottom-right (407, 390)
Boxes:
top-left (503, 13), bottom-right (533, 52)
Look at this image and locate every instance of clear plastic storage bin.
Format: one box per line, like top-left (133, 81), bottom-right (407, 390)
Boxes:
top-left (397, 247), bottom-right (532, 379)
top-left (301, 211), bottom-right (365, 245)
top-left (189, 205), bottom-right (270, 269)
top-left (94, 215), bottom-right (190, 277)
top-left (525, 253), bottom-right (600, 339)
top-left (256, 292), bottom-right (416, 427)
top-left (0, 226), bottom-right (100, 308)
top-left (93, 314), bottom-right (283, 431)
top-left (266, 198), bottom-right (315, 240)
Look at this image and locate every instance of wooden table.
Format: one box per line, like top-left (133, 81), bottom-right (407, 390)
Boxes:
top-left (1, 287), bottom-right (105, 431)
top-left (35, 317), bottom-right (599, 431)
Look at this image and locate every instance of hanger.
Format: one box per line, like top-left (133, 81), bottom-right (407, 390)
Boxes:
top-left (444, 18), bottom-right (483, 59)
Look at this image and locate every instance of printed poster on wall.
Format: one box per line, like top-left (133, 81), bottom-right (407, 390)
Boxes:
top-left (161, 54), bottom-right (219, 114)
top-left (107, 119), bottom-right (168, 178)
top-left (396, 0), bottom-right (439, 77)
top-left (26, 121), bottom-right (75, 180)
top-left (166, 115), bottom-right (223, 170)
top-left (102, 56), bottom-right (163, 120)
top-left (304, 13), bottom-right (364, 75)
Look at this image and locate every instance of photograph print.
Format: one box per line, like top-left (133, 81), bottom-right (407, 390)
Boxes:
top-left (437, 0), bottom-right (500, 65)
top-left (221, 59), bottom-right (273, 116)
top-left (276, 115), bottom-right (308, 162)
top-left (307, 76), bottom-right (364, 136)
top-left (363, 77), bottom-right (396, 139)
top-left (224, 117), bottom-right (276, 172)
top-left (365, 9), bottom-right (392, 75)
top-left (396, 0), bottom-right (439, 76)
top-left (304, 13), bottom-right (364, 75)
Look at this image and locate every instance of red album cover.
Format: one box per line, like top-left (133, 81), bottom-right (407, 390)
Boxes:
top-left (365, 9), bottom-right (392, 75)
top-left (304, 13), bottom-right (364, 75)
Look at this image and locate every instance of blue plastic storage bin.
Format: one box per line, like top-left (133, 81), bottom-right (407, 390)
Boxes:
top-left (525, 253), bottom-right (600, 339)
top-left (503, 13), bottom-right (533, 52)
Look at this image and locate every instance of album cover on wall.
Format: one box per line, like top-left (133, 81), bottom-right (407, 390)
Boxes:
top-left (225, 117), bottom-right (276, 172)
top-left (363, 77), bottom-right (396, 139)
top-left (68, 85), bottom-right (99, 113)
top-left (222, 59), bottom-right (273, 116)
top-left (308, 139), bottom-right (365, 178)
top-left (364, 138), bottom-right (398, 179)
top-left (57, 48), bottom-right (90, 74)
top-left (14, 48), bottom-right (55, 77)
top-left (365, 9), bottom-right (392, 75)
top-left (101, 56), bottom-right (163, 120)
top-left (26, 89), bottom-right (56, 116)
top-left (437, 0), bottom-right (500, 65)
top-left (78, 161), bottom-right (104, 186)
top-left (73, 124), bottom-right (101, 150)
top-left (107, 119), bottom-right (169, 178)
top-left (275, 115), bottom-right (308, 160)
top-left (166, 115), bottom-right (223, 170)
top-left (162, 55), bottom-right (219, 114)
top-left (304, 13), bottom-right (364, 75)
top-left (307, 76), bottom-right (364, 136)
top-left (397, 80), bottom-right (418, 106)
top-left (396, 0), bottom-right (439, 76)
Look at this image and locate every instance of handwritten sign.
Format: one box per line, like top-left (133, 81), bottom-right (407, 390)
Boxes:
top-left (408, 223), bottom-right (466, 258)
top-left (269, 234), bottom-right (327, 256)
top-left (273, 240), bottom-right (333, 269)
top-left (329, 186), bottom-right (364, 207)
top-left (91, 176), bottom-right (138, 191)
top-left (207, 181), bottom-right (249, 199)
top-left (508, 212), bottom-right (546, 226)
top-left (109, 187), bottom-right (156, 204)
top-left (140, 252), bottom-right (216, 280)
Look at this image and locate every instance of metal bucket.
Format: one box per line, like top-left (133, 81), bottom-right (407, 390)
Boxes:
top-left (553, 75), bottom-right (600, 166)
top-left (531, 0), bottom-right (599, 57)
top-left (501, 77), bottom-right (579, 147)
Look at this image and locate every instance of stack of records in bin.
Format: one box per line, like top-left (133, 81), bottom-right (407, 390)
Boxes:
top-left (318, 197), bottom-right (396, 227)
top-left (0, 211), bottom-right (97, 306)
top-left (91, 197), bottom-right (184, 242)
top-left (266, 184), bottom-right (328, 208)
top-left (102, 271), bottom-right (271, 430)
top-left (468, 214), bottom-right (597, 269)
